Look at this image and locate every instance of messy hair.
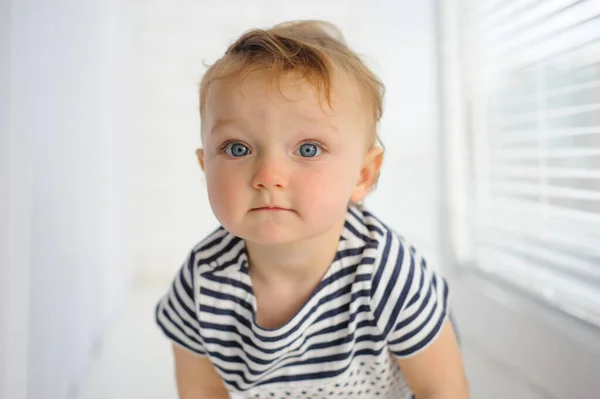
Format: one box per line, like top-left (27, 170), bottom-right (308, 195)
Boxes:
top-left (198, 20), bottom-right (385, 146)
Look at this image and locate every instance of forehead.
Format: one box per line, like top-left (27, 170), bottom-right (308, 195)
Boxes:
top-left (202, 69), bottom-right (367, 132)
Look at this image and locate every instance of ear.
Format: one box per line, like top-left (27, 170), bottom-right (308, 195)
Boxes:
top-left (196, 148), bottom-right (205, 172)
top-left (350, 147), bottom-right (384, 202)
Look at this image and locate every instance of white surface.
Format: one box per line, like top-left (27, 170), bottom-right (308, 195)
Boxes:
top-left (461, 344), bottom-right (549, 399)
top-left (76, 280), bottom-right (178, 399)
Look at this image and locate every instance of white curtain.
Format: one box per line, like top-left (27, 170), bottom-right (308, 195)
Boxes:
top-left (1, 0), bottom-right (137, 398)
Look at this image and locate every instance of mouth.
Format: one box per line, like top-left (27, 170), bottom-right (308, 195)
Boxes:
top-left (250, 206), bottom-right (291, 212)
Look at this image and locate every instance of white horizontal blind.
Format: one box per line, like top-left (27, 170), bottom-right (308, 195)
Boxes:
top-left (460, 0), bottom-right (600, 327)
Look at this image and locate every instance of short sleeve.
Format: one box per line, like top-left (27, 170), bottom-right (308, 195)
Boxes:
top-left (155, 251), bottom-right (207, 356)
top-left (370, 231), bottom-right (449, 358)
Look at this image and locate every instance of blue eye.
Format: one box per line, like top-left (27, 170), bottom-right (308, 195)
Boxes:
top-left (296, 143), bottom-right (321, 158)
top-left (224, 142), bottom-right (250, 157)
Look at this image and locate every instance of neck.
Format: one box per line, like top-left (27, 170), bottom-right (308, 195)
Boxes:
top-left (245, 217), bottom-right (346, 286)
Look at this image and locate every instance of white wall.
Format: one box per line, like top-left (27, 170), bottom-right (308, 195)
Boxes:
top-left (134, 0), bottom-right (442, 281)
top-left (1, 1), bottom-right (33, 398)
top-left (0, 0), bottom-right (7, 393)
top-left (1, 0), bottom-right (137, 398)
top-left (0, 0), bottom-right (16, 396)
top-left (361, 0), bottom-right (442, 267)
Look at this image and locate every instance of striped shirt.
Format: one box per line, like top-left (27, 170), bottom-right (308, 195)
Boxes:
top-left (155, 205), bottom-right (449, 399)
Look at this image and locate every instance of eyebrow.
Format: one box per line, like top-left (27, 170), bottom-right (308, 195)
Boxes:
top-left (209, 118), bottom-right (247, 135)
top-left (209, 116), bottom-right (341, 135)
top-left (297, 115), bottom-right (341, 133)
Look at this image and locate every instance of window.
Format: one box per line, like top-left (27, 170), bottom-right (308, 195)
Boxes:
top-left (455, 0), bottom-right (600, 327)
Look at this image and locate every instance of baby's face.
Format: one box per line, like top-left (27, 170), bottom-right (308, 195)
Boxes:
top-left (198, 70), bottom-right (377, 245)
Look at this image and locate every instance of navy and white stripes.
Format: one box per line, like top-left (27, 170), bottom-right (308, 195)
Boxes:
top-left (155, 205), bottom-right (449, 398)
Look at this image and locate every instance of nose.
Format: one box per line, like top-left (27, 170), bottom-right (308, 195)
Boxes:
top-left (251, 155), bottom-right (288, 191)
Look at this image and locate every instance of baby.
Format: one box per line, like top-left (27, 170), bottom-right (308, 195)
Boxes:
top-left (155, 20), bottom-right (469, 399)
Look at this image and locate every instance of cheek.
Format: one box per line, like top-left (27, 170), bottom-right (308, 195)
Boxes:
top-left (295, 161), bottom-right (358, 202)
top-left (204, 161), bottom-right (245, 213)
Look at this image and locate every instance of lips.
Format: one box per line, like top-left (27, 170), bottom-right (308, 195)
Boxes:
top-left (251, 206), bottom-right (290, 211)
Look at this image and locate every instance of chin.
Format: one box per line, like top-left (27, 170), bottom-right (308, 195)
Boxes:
top-left (244, 235), bottom-right (296, 246)
top-left (219, 209), bottom-right (343, 245)
top-left (241, 226), bottom-right (301, 246)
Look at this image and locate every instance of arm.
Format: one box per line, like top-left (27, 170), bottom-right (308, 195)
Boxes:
top-left (173, 344), bottom-right (230, 399)
top-left (396, 319), bottom-right (469, 399)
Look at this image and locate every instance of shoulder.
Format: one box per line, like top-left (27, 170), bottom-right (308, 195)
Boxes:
top-left (353, 207), bottom-right (424, 315)
top-left (185, 226), bottom-right (247, 276)
top-left (345, 205), bottom-right (407, 262)
top-left (354, 208), bottom-right (450, 343)
top-left (344, 205), bottom-right (414, 295)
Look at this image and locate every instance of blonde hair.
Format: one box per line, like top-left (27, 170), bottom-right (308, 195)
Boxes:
top-left (198, 20), bottom-right (385, 146)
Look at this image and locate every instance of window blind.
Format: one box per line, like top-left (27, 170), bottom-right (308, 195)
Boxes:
top-left (459, 0), bottom-right (600, 327)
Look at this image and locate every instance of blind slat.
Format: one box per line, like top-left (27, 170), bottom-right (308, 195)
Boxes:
top-left (491, 102), bottom-right (600, 124)
top-left (484, 13), bottom-right (600, 71)
top-left (477, 224), bottom-right (600, 256)
top-left (492, 182), bottom-right (600, 200)
top-left (477, 197), bottom-right (600, 225)
top-left (484, 1), bottom-right (600, 57)
top-left (492, 80), bottom-right (600, 110)
top-left (484, 0), bottom-right (584, 42)
top-left (492, 166), bottom-right (600, 179)
top-left (481, 0), bottom-right (539, 26)
top-left (492, 127), bottom-right (600, 145)
top-left (495, 148), bottom-right (600, 159)
top-left (478, 231), bottom-right (600, 273)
